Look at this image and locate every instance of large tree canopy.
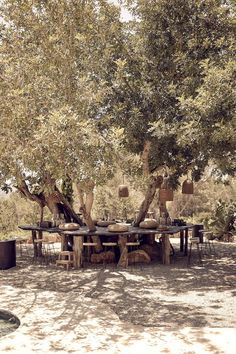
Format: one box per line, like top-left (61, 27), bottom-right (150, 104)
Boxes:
top-left (0, 0), bottom-right (124, 227)
top-left (0, 0), bottom-right (235, 228)
top-left (112, 0), bottom-right (235, 183)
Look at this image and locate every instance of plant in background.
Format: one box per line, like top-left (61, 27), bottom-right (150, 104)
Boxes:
top-left (205, 199), bottom-right (236, 241)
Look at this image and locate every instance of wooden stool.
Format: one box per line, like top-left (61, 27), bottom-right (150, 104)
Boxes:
top-left (102, 242), bottom-right (117, 251)
top-left (102, 242), bottom-right (118, 266)
top-left (126, 242), bottom-right (140, 265)
top-left (56, 251), bottom-right (75, 270)
top-left (83, 242), bottom-right (98, 263)
top-left (126, 241), bottom-right (140, 250)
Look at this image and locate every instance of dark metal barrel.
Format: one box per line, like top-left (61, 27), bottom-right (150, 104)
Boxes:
top-left (0, 240), bottom-right (16, 270)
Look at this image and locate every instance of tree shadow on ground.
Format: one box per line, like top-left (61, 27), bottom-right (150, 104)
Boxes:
top-left (0, 241), bottom-right (235, 332)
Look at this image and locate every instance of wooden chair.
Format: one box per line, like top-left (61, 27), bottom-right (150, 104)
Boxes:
top-left (187, 237), bottom-right (203, 266)
top-left (33, 239), bottom-right (57, 264)
top-left (199, 230), bottom-right (216, 255)
top-left (15, 237), bottom-right (30, 257)
top-left (56, 251), bottom-right (75, 270)
top-left (33, 239), bottom-right (44, 263)
top-left (43, 240), bottom-right (57, 263)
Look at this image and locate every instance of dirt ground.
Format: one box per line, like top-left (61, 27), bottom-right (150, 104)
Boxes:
top-left (0, 239), bottom-right (236, 353)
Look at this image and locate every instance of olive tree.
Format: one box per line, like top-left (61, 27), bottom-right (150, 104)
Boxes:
top-left (0, 0), bottom-right (123, 232)
top-left (109, 0), bottom-right (236, 224)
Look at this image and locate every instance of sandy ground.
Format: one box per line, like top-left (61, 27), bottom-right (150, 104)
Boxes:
top-left (0, 239), bottom-right (236, 354)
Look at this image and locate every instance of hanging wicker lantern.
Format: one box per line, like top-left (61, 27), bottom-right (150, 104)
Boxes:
top-left (182, 179), bottom-right (194, 194)
top-left (159, 188), bottom-right (174, 202)
top-left (159, 174), bottom-right (173, 202)
top-left (118, 184), bottom-right (129, 197)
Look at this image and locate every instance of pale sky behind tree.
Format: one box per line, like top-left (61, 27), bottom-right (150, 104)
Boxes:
top-left (109, 0), bottom-right (133, 21)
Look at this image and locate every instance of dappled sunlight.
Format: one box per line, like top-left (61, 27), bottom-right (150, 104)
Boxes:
top-left (0, 241), bottom-right (236, 352)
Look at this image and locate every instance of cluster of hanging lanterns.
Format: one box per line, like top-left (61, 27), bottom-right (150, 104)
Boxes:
top-left (117, 171), bottom-right (194, 200)
top-left (158, 171), bottom-right (194, 203)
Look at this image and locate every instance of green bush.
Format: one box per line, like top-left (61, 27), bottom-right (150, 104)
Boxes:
top-left (0, 192), bottom-right (50, 239)
top-left (205, 199), bottom-right (236, 240)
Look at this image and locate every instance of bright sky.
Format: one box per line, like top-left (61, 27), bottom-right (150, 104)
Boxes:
top-left (120, 7), bottom-right (133, 22)
top-left (109, 0), bottom-right (133, 22)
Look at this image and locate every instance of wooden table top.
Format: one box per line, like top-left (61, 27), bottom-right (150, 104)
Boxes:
top-left (19, 224), bottom-right (194, 237)
top-left (18, 225), bottom-right (61, 233)
top-left (64, 225), bottom-right (194, 236)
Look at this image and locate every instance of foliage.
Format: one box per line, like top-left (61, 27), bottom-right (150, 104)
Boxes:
top-left (61, 177), bottom-right (74, 205)
top-left (0, 192), bottom-right (49, 239)
top-left (0, 0), bottom-right (235, 221)
top-left (204, 199), bottom-right (236, 238)
top-left (113, 0), bottom-right (236, 184)
top-left (92, 172), bottom-right (144, 221)
top-left (0, 0), bottom-right (123, 195)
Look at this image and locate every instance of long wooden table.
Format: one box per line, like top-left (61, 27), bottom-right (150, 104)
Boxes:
top-left (63, 225), bottom-right (194, 267)
top-left (18, 224), bottom-right (193, 268)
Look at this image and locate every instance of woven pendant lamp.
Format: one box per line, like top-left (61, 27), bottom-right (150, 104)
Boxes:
top-left (118, 175), bottom-right (129, 197)
top-left (159, 187), bottom-right (174, 201)
top-left (159, 174), bottom-right (174, 202)
top-left (182, 179), bottom-right (194, 194)
top-left (118, 184), bottom-right (129, 197)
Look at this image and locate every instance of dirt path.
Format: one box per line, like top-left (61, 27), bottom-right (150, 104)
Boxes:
top-left (0, 240), bottom-right (235, 353)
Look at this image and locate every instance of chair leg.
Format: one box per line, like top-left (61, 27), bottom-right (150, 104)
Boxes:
top-left (211, 241), bottom-right (216, 255)
top-left (187, 243), bottom-right (192, 266)
top-left (18, 242), bottom-right (23, 257)
top-left (196, 243), bottom-right (203, 264)
top-left (170, 243), bottom-right (175, 256)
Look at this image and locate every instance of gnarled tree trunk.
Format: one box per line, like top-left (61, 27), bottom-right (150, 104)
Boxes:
top-left (76, 181), bottom-right (102, 252)
top-left (133, 175), bottom-right (163, 226)
top-left (16, 175), bottom-right (83, 225)
top-left (133, 141), bottom-right (163, 226)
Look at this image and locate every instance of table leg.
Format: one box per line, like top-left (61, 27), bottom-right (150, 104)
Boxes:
top-left (32, 230), bottom-right (37, 257)
top-left (117, 235), bottom-right (128, 267)
top-left (161, 234), bottom-right (171, 265)
top-left (184, 229), bottom-right (188, 256)
top-left (60, 234), bottom-right (68, 251)
top-left (73, 236), bottom-right (83, 269)
top-left (180, 230), bottom-right (184, 252)
top-left (38, 231), bottom-right (43, 257)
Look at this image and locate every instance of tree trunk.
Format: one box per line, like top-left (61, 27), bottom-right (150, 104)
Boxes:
top-left (45, 194), bottom-right (61, 219)
top-left (133, 141), bottom-right (163, 226)
top-left (16, 176), bottom-right (83, 225)
top-left (77, 182), bottom-right (96, 231)
top-left (76, 181), bottom-right (102, 252)
top-left (141, 140), bottom-right (151, 177)
top-left (40, 206), bottom-right (44, 223)
top-left (55, 187), bottom-right (83, 224)
top-left (117, 235), bottom-right (128, 267)
top-left (133, 175), bottom-right (163, 226)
